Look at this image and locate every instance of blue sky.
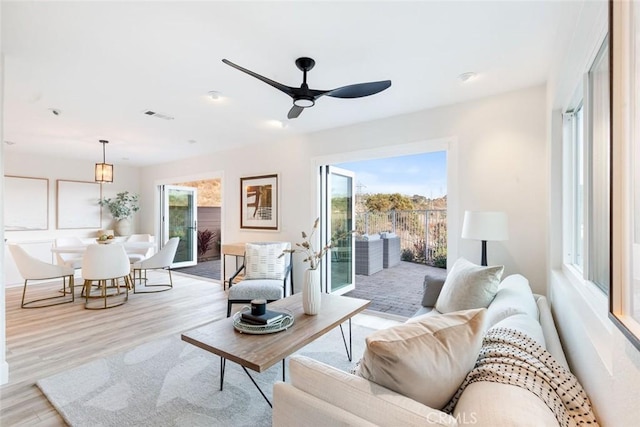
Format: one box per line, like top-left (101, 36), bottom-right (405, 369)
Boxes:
top-left (336, 151), bottom-right (447, 198)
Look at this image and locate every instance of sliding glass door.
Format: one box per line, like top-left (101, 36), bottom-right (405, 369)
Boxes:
top-left (161, 185), bottom-right (197, 268)
top-left (320, 166), bottom-right (355, 294)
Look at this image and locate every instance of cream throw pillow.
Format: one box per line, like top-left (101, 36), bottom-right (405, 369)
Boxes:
top-left (356, 308), bottom-right (487, 410)
top-left (435, 257), bottom-right (504, 313)
top-left (244, 242), bottom-right (288, 280)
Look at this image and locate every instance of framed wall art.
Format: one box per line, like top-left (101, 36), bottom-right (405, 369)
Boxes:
top-left (240, 174), bottom-right (278, 230)
top-left (56, 180), bottom-right (102, 229)
top-left (4, 175), bottom-right (49, 231)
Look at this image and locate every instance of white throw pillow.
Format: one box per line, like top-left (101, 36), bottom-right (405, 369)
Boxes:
top-left (244, 242), bottom-right (288, 280)
top-left (356, 308), bottom-right (487, 410)
top-left (435, 258), bottom-right (504, 313)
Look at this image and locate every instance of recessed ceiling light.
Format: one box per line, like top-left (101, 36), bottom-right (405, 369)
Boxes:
top-left (267, 120), bottom-right (287, 129)
top-left (207, 91), bottom-right (222, 101)
top-left (458, 72), bottom-right (478, 83)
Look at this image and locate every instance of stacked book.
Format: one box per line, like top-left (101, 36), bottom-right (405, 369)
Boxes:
top-left (241, 309), bottom-right (286, 325)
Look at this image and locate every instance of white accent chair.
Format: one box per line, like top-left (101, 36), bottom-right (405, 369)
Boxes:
top-left (82, 244), bottom-right (132, 309)
top-left (226, 242), bottom-right (293, 317)
top-left (131, 237), bottom-right (180, 293)
top-left (54, 236), bottom-right (84, 270)
top-left (126, 233), bottom-right (154, 264)
top-left (8, 244), bottom-right (75, 308)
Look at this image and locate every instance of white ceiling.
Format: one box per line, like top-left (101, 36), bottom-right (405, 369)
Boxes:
top-left (2, 1), bottom-right (577, 166)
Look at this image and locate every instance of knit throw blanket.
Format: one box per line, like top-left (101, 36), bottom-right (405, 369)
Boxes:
top-left (443, 327), bottom-right (599, 427)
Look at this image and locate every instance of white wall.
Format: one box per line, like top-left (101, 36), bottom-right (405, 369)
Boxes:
top-left (546, 1), bottom-right (640, 425)
top-left (3, 152), bottom-right (141, 285)
top-left (141, 84), bottom-right (548, 293)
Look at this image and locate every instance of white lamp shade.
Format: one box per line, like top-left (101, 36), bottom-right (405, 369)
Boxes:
top-left (461, 211), bottom-right (508, 241)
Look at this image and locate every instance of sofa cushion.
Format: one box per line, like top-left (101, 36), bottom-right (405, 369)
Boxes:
top-left (490, 313), bottom-right (546, 348)
top-left (244, 242), bottom-right (288, 280)
top-left (435, 258), bottom-right (504, 313)
top-left (452, 382), bottom-right (559, 427)
top-left (273, 382), bottom-right (380, 427)
top-left (421, 270), bottom-right (448, 308)
top-left (288, 356), bottom-right (457, 426)
top-left (485, 274), bottom-right (538, 327)
top-left (356, 308), bottom-right (486, 410)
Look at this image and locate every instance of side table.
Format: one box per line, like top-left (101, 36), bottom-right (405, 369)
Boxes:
top-left (221, 242), bottom-right (246, 290)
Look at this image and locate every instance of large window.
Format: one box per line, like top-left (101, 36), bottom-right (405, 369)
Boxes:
top-left (564, 38), bottom-right (610, 295)
top-left (587, 39), bottom-right (611, 293)
top-left (610, 0), bottom-right (640, 348)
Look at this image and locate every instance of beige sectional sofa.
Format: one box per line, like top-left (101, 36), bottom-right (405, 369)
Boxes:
top-left (272, 268), bottom-right (578, 427)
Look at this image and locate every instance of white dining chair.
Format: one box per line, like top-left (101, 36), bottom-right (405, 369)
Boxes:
top-left (8, 244), bottom-right (75, 308)
top-left (126, 233), bottom-right (154, 264)
top-left (131, 237), bottom-right (179, 293)
top-left (54, 237), bottom-right (84, 270)
top-left (82, 244), bottom-right (132, 309)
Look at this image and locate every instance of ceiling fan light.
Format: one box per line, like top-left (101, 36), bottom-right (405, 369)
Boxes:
top-left (293, 98), bottom-right (314, 108)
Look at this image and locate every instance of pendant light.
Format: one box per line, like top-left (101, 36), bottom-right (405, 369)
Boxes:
top-left (95, 139), bottom-right (113, 183)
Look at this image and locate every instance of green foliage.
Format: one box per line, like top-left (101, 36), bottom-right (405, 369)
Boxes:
top-left (364, 193), bottom-right (414, 212)
top-left (99, 191), bottom-right (140, 220)
top-left (331, 196), bottom-right (351, 214)
top-left (401, 240), bottom-right (426, 263)
top-left (432, 249), bottom-right (447, 269)
top-left (286, 218), bottom-right (353, 269)
top-left (401, 248), bottom-right (415, 262)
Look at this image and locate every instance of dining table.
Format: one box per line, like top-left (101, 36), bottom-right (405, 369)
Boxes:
top-left (50, 241), bottom-right (156, 255)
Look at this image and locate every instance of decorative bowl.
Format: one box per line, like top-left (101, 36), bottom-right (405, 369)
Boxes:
top-left (96, 239), bottom-right (115, 244)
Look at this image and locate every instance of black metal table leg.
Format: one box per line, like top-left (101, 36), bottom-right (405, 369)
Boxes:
top-left (220, 357), bottom-right (226, 391)
top-left (339, 318), bottom-right (353, 361)
top-left (241, 366), bottom-right (273, 408)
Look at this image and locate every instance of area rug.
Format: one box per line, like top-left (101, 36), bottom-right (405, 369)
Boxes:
top-left (37, 324), bottom-right (376, 426)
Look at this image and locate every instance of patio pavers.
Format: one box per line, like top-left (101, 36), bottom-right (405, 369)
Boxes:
top-left (345, 261), bottom-right (446, 319)
top-left (175, 258), bottom-right (444, 319)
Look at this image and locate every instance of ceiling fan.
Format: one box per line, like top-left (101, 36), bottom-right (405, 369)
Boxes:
top-left (222, 57), bottom-right (392, 119)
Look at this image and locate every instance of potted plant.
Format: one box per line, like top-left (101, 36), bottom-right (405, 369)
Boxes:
top-left (283, 218), bottom-right (352, 315)
top-left (98, 191), bottom-right (140, 236)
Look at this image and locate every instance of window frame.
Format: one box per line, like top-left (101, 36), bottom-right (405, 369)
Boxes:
top-left (610, 0), bottom-right (640, 350)
top-left (562, 36), bottom-right (611, 297)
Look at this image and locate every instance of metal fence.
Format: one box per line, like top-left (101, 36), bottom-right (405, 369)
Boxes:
top-left (354, 210), bottom-right (447, 266)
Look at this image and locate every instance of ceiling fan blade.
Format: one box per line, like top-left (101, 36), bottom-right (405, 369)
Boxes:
top-left (287, 105), bottom-right (304, 119)
top-left (222, 59), bottom-right (295, 97)
top-left (325, 80), bottom-right (392, 99)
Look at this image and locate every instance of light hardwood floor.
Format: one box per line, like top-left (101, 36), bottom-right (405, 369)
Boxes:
top-left (0, 271), bottom-right (403, 426)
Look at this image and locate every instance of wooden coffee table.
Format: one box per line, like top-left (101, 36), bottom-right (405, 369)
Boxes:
top-left (181, 293), bottom-right (370, 406)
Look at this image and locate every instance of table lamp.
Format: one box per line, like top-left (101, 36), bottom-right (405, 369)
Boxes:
top-left (461, 211), bottom-right (508, 266)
